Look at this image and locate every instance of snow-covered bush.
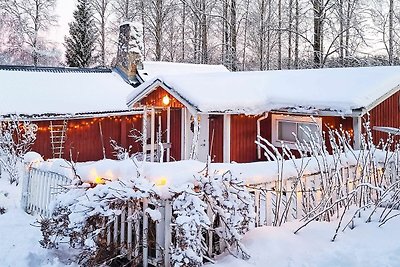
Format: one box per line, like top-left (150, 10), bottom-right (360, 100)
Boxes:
top-left (171, 186), bottom-right (210, 267)
top-left (200, 169), bottom-right (255, 259)
top-left (40, 159), bottom-right (256, 266)
top-left (0, 115), bottom-right (37, 185)
top-left (109, 139), bottom-right (131, 160)
top-left (40, 178), bottom-right (160, 266)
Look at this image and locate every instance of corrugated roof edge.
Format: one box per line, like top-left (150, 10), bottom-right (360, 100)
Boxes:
top-left (0, 65), bottom-right (112, 73)
top-left (0, 109), bottom-right (144, 121)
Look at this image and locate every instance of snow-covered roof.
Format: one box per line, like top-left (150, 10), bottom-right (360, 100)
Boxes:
top-left (127, 66), bottom-right (400, 115)
top-left (0, 66), bottom-right (136, 117)
top-left (138, 61), bottom-right (229, 81)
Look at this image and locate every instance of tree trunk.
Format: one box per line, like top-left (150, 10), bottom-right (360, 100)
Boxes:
top-left (222, 0), bottom-right (229, 66)
top-left (294, 0), bottom-right (299, 68)
top-left (241, 0), bottom-right (250, 70)
top-left (200, 0), bottom-right (208, 63)
top-left (388, 0), bottom-right (394, 65)
top-left (140, 0), bottom-right (146, 59)
top-left (313, 0), bottom-right (323, 68)
top-left (230, 0), bottom-right (237, 70)
top-left (277, 0), bottom-right (282, 69)
top-left (181, 1), bottom-right (186, 61)
top-left (155, 0), bottom-right (163, 61)
top-left (260, 0), bottom-right (266, 70)
top-left (266, 0), bottom-right (272, 70)
top-left (288, 0), bottom-right (293, 69)
top-left (339, 0), bottom-right (344, 66)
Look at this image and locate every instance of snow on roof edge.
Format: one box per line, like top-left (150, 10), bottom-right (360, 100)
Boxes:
top-left (128, 66), bottom-right (400, 115)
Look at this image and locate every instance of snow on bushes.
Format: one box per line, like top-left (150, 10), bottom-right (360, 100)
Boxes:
top-left (39, 161), bottom-right (255, 266)
top-left (41, 177), bottom-right (160, 266)
top-left (200, 168), bottom-right (255, 260)
top-left (0, 115), bottom-right (37, 185)
top-left (171, 186), bottom-right (210, 267)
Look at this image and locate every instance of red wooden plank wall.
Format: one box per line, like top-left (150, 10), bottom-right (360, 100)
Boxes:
top-left (230, 115), bottom-right (260, 163)
top-left (159, 108), bottom-right (182, 161)
top-left (209, 115), bottom-right (224, 163)
top-left (31, 115), bottom-right (143, 162)
top-left (368, 91), bottom-right (400, 144)
top-left (322, 116), bottom-right (353, 151)
top-left (169, 109), bottom-right (182, 161)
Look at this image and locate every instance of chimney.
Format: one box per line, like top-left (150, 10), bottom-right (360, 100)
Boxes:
top-left (116, 22), bottom-right (144, 81)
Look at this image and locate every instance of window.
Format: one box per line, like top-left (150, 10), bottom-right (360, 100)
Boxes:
top-left (272, 114), bottom-right (322, 148)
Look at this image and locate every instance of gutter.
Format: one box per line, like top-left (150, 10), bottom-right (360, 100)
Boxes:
top-left (257, 112), bottom-right (269, 159)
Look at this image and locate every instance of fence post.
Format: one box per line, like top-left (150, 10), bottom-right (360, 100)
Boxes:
top-left (142, 199), bottom-right (149, 267)
top-left (127, 203), bottom-right (133, 260)
top-left (156, 201), bottom-right (166, 264)
top-left (164, 200), bottom-right (172, 267)
top-left (20, 163), bottom-right (31, 212)
top-left (254, 190), bottom-right (260, 227)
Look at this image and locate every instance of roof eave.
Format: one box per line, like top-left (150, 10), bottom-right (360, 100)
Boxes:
top-left (365, 84), bottom-right (400, 113)
top-left (126, 78), bottom-right (199, 115)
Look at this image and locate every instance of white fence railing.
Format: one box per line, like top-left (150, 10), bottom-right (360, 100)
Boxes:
top-left (247, 166), bottom-right (356, 227)
top-left (102, 199), bottom-right (172, 267)
top-left (21, 166), bottom-right (72, 217)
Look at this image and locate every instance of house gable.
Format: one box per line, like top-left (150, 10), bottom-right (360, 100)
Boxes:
top-left (135, 86), bottom-right (184, 108)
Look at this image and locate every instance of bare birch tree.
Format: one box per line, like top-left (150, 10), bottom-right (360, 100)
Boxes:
top-left (0, 0), bottom-right (57, 66)
top-left (91, 0), bottom-right (112, 66)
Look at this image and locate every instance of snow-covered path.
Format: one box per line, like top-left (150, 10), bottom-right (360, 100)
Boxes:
top-left (0, 209), bottom-right (63, 267)
top-left (0, 178), bottom-right (74, 267)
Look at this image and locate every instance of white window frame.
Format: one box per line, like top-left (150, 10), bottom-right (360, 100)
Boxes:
top-left (271, 114), bottom-right (322, 149)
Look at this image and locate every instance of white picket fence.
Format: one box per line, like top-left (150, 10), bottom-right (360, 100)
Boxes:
top-left (248, 162), bottom-right (398, 227)
top-left (21, 165), bottom-right (72, 217)
top-left (103, 199), bottom-right (173, 267)
top-left (248, 166), bottom-right (356, 227)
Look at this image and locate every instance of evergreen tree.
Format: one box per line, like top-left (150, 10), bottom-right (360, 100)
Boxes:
top-left (64, 0), bottom-right (97, 67)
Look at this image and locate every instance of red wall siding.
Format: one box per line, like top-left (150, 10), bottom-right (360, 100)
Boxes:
top-left (158, 108), bottom-right (182, 161)
top-left (369, 91), bottom-right (400, 144)
top-left (209, 115), bottom-right (224, 162)
top-left (170, 109), bottom-right (182, 161)
top-left (32, 115), bottom-right (143, 162)
top-left (322, 116), bottom-right (353, 151)
top-left (230, 115), bottom-right (260, 163)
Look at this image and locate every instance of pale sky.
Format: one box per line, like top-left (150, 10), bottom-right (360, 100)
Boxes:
top-left (48, 0), bottom-right (76, 50)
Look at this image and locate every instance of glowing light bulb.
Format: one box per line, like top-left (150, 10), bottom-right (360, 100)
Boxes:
top-left (162, 95), bottom-right (170, 106)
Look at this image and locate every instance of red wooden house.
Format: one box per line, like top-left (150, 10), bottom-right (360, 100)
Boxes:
top-left (0, 63), bottom-right (228, 162)
top-left (0, 22), bottom-right (230, 162)
top-left (0, 65), bottom-right (145, 161)
top-left (126, 66), bottom-right (400, 163)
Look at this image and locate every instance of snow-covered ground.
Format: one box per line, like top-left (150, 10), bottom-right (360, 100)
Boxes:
top-left (212, 211), bottom-right (400, 267)
top-left (0, 178), bottom-right (76, 267)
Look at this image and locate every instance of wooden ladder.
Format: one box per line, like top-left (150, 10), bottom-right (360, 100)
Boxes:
top-left (50, 120), bottom-right (68, 158)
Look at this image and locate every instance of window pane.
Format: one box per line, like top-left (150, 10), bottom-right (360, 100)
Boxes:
top-left (297, 123), bottom-right (319, 142)
top-left (278, 121), bottom-right (297, 142)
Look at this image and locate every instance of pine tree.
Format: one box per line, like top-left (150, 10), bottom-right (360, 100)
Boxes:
top-left (64, 0), bottom-right (97, 67)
